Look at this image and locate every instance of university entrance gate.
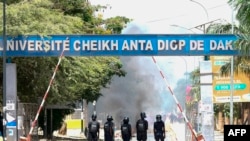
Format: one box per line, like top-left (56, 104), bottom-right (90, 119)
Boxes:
top-left (1, 34), bottom-right (239, 141)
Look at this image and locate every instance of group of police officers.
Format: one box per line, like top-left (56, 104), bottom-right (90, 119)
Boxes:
top-left (87, 112), bottom-right (165, 141)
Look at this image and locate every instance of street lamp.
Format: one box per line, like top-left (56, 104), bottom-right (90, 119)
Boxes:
top-left (190, 0), bottom-right (209, 22)
top-left (190, 0), bottom-right (210, 61)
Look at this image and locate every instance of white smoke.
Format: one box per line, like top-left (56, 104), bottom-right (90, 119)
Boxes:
top-left (95, 22), bottom-right (188, 129)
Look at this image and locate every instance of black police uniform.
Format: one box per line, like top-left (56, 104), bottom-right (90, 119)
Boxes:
top-left (88, 114), bottom-right (100, 141)
top-left (121, 117), bottom-right (132, 141)
top-left (104, 115), bottom-right (115, 141)
top-left (136, 112), bottom-right (148, 141)
top-left (154, 115), bottom-right (165, 141)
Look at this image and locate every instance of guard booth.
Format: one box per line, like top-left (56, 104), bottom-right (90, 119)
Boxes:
top-left (43, 104), bottom-right (73, 140)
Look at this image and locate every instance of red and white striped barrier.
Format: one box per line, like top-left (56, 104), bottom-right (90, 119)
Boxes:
top-left (151, 56), bottom-right (205, 141)
top-left (22, 49), bottom-right (65, 141)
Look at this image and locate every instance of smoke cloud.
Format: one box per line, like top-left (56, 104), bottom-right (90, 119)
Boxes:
top-left (95, 22), bottom-right (187, 129)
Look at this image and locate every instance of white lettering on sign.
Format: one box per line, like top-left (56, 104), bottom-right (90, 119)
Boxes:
top-left (210, 40), bottom-right (233, 50)
top-left (6, 40), bottom-right (70, 51)
top-left (73, 40), bottom-right (118, 51)
top-left (0, 37), bottom-right (236, 54)
top-left (190, 40), bottom-right (204, 50)
top-left (74, 40), bottom-right (81, 51)
top-left (122, 40), bottom-right (153, 50)
top-left (28, 41), bottom-right (34, 51)
top-left (35, 41), bottom-right (43, 51)
top-left (157, 40), bottom-right (185, 50)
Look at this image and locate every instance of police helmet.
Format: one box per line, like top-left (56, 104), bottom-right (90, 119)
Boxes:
top-left (92, 113), bottom-right (97, 120)
top-left (140, 112), bottom-right (146, 119)
top-left (156, 114), bottom-right (161, 121)
top-left (123, 117), bottom-right (129, 123)
top-left (107, 115), bottom-right (113, 121)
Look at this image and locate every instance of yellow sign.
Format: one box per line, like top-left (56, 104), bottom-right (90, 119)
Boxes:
top-left (211, 56), bottom-right (250, 103)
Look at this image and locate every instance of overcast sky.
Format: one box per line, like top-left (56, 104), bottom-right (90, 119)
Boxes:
top-left (88, 0), bottom-right (236, 88)
top-left (89, 0), bottom-right (231, 75)
top-left (90, 0), bottom-right (234, 32)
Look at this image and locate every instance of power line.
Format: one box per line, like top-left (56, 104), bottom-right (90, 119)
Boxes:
top-left (146, 3), bottom-right (229, 23)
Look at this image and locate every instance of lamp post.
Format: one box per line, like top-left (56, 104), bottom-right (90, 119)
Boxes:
top-left (2, 0), bottom-right (7, 140)
top-left (190, 0), bottom-right (210, 61)
top-left (169, 24), bottom-right (201, 71)
top-left (190, 0), bottom-right (209, 22)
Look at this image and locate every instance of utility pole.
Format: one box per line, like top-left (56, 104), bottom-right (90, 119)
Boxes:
top-left (229, 0), bottom-right (235, 125)
top-left (2, 0), bottom-right (7, 140)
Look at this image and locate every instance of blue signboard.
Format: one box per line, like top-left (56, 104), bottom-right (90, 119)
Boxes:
top-left (0, 34), bottom-right (238, 56)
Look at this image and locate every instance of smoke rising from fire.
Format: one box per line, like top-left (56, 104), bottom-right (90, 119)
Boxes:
top-left (95, 22), bottom-right (187, 128)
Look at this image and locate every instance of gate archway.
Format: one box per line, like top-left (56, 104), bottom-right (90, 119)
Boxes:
top-left (2, 33), bottom-right (241, 141)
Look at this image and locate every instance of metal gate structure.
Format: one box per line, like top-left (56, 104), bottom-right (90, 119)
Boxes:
top-left (17, 103), bottom-right (39, 139)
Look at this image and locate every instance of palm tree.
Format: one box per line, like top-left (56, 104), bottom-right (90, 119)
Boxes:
top-left (206, 0), bottom-right (250, 78)
top-left (206, 23), bottom-right (249, 78)
top-left (206, 0), bottom-right (250, 126)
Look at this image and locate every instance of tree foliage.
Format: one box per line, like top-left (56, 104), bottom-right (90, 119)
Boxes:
top-left (186, 68), bottom-right (200, 106)
top-left (105, 16), bottom-right (132, 34)
top-left (0, 0), bottom-right (128, 137)
top-left (229, 0), bottom-right (250, 28)
top-left (50, 0), bottom-right (94, 21)
top-left (0, 0), bottom-right (22, 5)
top-left (0, 0), bottom-right (84, 35)
top-left (206, 0), bottom-right (250, 126)
top-left (206, 0), bottom-right (250, 78)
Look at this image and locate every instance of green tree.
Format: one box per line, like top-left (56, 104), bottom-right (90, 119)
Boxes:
top-left (206, 0), bottom-right (250, 126)
top-left (0, 0), bottom-right (22, 5)
top-left (188, 68), bottom-right (200, 104)
top-left (49, 0), bottom-right (113, 34)
top-left (50, 0), bottom-right (94, 22)
top-left (105, 16), bottom-right (132, 34)
top-left (206, 0), bottom-right (250, 78)
top-left (186, 68), bottom-right (201, 132)
top-left (0, 0), bottom-right (127, 138)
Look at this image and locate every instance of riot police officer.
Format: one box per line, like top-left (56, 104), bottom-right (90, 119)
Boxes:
top-left (136, 112), bottom-right (148, 141)
top-left (88, 113), bottom-right (100, 141)
top-left (154, 115), bottom-right (165, 141)
top-left (104, 115), bottom-right (115, 141)
top-left (121, 117), bottom-right (132, 141)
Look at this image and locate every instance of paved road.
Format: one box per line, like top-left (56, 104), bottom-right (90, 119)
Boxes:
top-left (52, 122), bottom-right (223, 141)
top-left (130, 133), bottom-right (155, 141)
